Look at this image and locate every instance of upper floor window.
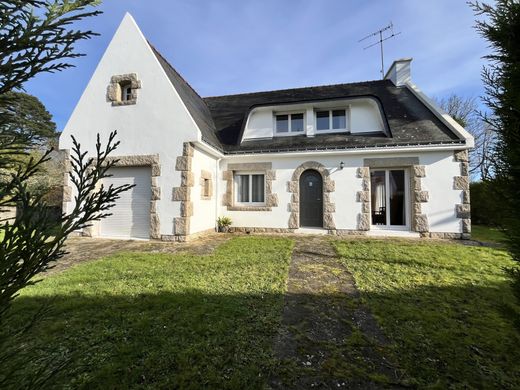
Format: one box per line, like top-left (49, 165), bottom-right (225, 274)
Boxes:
top-left (316, 109), bottom-right (347, 131)
top-left (275, 113), bottom-right (304, 134)
top-left (120, 82), bottom-right (133, 102)
top-left (107, 73), bottom-right (141, 106)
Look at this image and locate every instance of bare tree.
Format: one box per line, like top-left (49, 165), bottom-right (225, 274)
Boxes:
top-left (435, 94), bottom-right (496, 180)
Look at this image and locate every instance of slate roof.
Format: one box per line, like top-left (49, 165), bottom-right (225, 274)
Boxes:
top-left (151, 44), bottom-right (465, 155)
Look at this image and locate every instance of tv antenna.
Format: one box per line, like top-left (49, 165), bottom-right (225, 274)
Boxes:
top-left (359, 22), bottom-right (401, 79)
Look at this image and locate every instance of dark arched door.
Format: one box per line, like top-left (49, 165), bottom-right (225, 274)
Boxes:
top-left (299, 170), bottom-right (323, 227)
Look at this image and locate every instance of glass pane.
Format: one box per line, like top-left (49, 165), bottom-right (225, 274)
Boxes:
top-left (370, 171), bottom-right (386, 225)
top-left (332, 110), bottom-right (346, 129)
top-left (252, 174), bottom-right (265, 202)
top-left (204, 179), bottom-right (210, 197)
top-left (316, 111), bottom-right (329, 130)
top-left (237, 175), bottom-right (249, 203)
top-left (389, 170), bottom-right (405, 226)
top-left (276, 115), bottom-right (289, 132)
top-left (291, 113), bottom-right (304, 132)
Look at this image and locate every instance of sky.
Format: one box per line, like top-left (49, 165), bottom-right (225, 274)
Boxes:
top-left (25, 0), bottom-right (490, 131)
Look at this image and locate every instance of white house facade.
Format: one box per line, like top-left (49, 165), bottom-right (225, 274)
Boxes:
top-left (59, 14), bottom-right (473, 241)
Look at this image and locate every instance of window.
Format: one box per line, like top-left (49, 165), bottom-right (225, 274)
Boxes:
top-left (275, 113), bottom-right (304, 134)
top-left (370, 169), bottom-right (408, 228)
top-left (120, 82), bottom-right (132, 101)
top-left (316, 109), bottom-right (347, 131)
top-left (203, 178), bottom-right (211, 198)
top-left (235, 173), bottom-right (265, 204)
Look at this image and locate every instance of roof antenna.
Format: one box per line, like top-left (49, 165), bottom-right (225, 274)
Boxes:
top-left (359, 22), bottom-right (401, 79)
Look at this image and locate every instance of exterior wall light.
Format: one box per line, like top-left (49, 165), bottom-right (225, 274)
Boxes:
top-left (340, 161), bottom-right (345, 170)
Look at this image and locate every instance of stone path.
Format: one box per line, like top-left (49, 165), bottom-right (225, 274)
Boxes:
top-left (45, 233), bottom-right (230, 275)
top-left (270, 236), bottom-right (403, 389)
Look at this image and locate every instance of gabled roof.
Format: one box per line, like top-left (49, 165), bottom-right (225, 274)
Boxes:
top-left (149, 44), bottom-right (221, 148)
top-left (203, 80), bottom-right (464, 154)
top-left (150, 44), bottom-right (465, 154)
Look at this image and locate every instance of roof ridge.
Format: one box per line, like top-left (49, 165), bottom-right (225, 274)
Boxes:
top-left (202, 79), bottom-right (387, 100)
top-left (147, 41), bottom-right (205, 101)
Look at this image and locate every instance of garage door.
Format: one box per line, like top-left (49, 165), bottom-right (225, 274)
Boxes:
top-left (100, 166), bottom-right (151, 239)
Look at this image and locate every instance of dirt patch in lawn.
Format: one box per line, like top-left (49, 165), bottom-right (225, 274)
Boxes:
top-left (270, 236), bottom-right (404, 389)
top-left (45, 233), bottom-right (231, 275)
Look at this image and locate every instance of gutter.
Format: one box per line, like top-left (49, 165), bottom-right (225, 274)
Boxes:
top-left (197, 136), bottom-right (468, 157)
top-left (219, 141), bottom-right (468, 159)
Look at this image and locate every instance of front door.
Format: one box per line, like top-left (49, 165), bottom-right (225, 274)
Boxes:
top-left (299, 170), bottom-right (323, 227)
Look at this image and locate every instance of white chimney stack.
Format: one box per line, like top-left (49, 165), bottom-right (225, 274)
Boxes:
top-left (384, 58), bottom-right (412, 87)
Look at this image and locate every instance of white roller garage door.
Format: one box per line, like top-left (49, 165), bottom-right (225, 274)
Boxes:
top-left (100, 166), bottom-right (151, 239)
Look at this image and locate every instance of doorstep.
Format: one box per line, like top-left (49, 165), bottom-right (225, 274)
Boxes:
top-left (295, 227), bottom-right (329, 235)
top-left (367, 230), bottom-right (421, 238)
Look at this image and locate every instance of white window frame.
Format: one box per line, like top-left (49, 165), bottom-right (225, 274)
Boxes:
top-left (274, 111), bottom-right (306, 136)
top-left (234, 171), bottom-right (266, 206)
top-left (369, 168), bottom-right (410, 231)
top-left (315, 107), bottom-right (349, 133)
top-left (119, 82), bottom-right (132, 102)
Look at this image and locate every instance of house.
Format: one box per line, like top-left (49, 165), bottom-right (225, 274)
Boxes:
top-left (59, 13), bottom-right (473, 241)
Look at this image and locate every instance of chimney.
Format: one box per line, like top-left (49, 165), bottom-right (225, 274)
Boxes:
top-left (384, 58), bottom-right (412, 87)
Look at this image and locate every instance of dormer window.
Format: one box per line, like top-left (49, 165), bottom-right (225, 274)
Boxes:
top-left (275, 113), bottom-right (304, 134)
top-left (316, 109), bottom-right (347, 132)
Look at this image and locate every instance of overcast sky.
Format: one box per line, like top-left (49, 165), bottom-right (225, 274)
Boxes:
top-left (25, 0), bottom-right (489, 131)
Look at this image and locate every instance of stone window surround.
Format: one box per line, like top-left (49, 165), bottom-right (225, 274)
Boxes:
top-left (65, 153), bottom-right (161, 239)
top-left (106, 73), bottom-right (142, 106)
top-left (359, 157), bottom-right (429, 233)
top-left (200, 169), bottom-right (213, 200)
top-left (453, 150), bottom-right (471, 238)
top-left (222, 162), bottom-right (278, 211)
top-left (287, 161), bottom-right (336, 230)
top-left (172, 142), bottom-right (195, 240)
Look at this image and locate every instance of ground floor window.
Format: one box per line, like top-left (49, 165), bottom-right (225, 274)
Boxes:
top-left (235, 173), bottom-right (265, 204)
top-left (370, 169), bottom-right (408, 228)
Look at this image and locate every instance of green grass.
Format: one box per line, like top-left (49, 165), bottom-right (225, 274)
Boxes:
top-left (472, 224), bottom-right (508, 244)
top-left (333, 239), bottom-right (520, 389)
top-left (5, 237), bottom-right (294, 389)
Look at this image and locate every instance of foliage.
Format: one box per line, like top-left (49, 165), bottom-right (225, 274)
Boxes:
top-left (436, 94), bottom-right (496, 179)
top-left (470, 0), bottom-right (520, 301)
top-left (334, 239), bottom-right (520, 389)
top-left (0, 0), bottom-right (101, 95)
top-left (0, 91), bottom-right (56, 152)
top-left (0, 131), bottom-right (133, 318)
top-left (2, 237), bottom-right (293, 388)
top-left (470, 180), bottom-right (506, 226)
top-left (0, 92), bottom-right (63, 203)
top-left (0, 1), bottom-right (135, 387)
top-left (217, 216), bottom-right (232, 228)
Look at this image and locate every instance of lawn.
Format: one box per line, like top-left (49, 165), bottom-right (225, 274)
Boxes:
top-left (3, 236), bottom-right (293, 389)
top-left (472, 224), bottom-right (508, 244)
top-left (333, 239), bottom-right (520, 389)
top-left (4, 235), bottom-right (520, 389)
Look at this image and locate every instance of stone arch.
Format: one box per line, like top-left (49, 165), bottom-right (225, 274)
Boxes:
top-left (287, 161), bottom-right (335, 230)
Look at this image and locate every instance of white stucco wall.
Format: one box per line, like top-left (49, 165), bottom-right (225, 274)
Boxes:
top-left (349, 99), bottom-right (385, 134)
top-left (190, 147), bottom-right (218, 234)
top-left (218, 149), bottom-right (463, 233)
top-left (59, 14), bottom-right (200, 236)
top-left (420, 151), bottom-right (462, 233)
